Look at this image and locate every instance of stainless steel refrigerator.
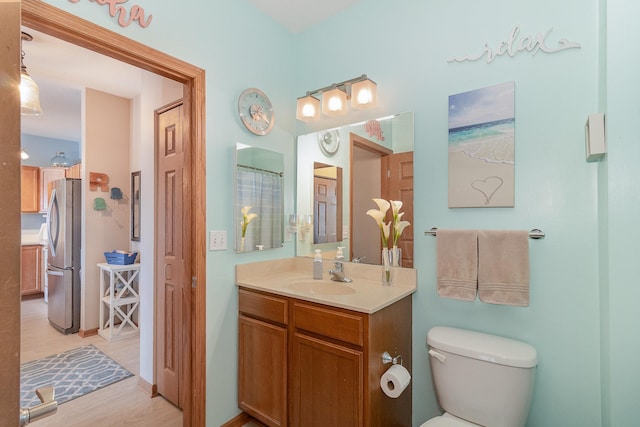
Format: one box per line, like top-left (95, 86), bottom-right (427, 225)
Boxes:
top-left (46, 178), bottom-right (81, 334)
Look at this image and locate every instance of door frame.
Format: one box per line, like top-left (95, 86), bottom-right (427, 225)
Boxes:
top-left (21, 1), bottom-right (207, 425)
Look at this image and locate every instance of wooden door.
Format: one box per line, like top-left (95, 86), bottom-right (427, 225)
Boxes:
top-left (382, 152), bottom-right (414, 268)
top-left (290, 333), bottom-right (363, 427)
top-left (238, 315), bottom-right (287, 427)
top-left (156, 100), bottom-right (188, 408)
top-left (21, 166), bottom-right (40, 213)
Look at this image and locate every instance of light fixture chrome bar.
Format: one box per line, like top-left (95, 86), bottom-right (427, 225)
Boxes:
top-left (304, 74), bottom-right (372, 97)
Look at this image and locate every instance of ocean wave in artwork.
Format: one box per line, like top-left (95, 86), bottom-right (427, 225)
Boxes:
top-left (448, 118), bottom-right (515, 165)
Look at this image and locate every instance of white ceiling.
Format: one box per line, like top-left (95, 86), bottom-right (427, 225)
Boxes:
top-left (20, 1), bottom-right (360, 142)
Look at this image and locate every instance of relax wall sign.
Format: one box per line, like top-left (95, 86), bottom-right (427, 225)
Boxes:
top-left (448, 25), bottom-right (581, 64)
top-left (68, 0), bottom-right (152, 28)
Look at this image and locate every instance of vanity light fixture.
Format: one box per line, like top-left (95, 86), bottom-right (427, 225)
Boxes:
top-left (20, 32), bottom-right (43, 116)
top-left (296, 74), bottom-right (377, 121)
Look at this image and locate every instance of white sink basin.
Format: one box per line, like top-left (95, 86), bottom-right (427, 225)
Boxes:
top-left (287, 280), bottom-right (356, 295)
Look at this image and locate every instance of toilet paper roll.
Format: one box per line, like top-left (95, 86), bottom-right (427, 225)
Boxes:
top-left (380, 364), bottom-right (411, 398)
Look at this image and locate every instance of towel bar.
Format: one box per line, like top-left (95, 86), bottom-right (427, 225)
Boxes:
top-left (424, 227), bottom-right (545, 239)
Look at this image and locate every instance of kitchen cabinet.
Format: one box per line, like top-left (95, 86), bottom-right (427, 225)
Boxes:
top-left (21, 244), bottom-right (43, 296)
top-left (39, 167), bottom-right (66, 213)
top-left (21, 166), bottom-right (40, 213)
top-left (65, 163), bottom-right (81, 179)
top-left (238, 287), bottom-right (412, 427)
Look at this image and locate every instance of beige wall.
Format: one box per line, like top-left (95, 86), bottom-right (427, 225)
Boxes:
top-left (80, 89), bottom-right (132, 331)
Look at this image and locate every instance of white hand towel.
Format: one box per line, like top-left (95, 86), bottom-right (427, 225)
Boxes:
top-left (478, 230), bottom-right (530, 306)
top-left (436, 229), bottom-right (478, 301)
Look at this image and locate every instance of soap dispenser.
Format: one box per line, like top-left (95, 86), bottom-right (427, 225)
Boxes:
top-left (313, 249), bottom-right (323, 279)
top-left (336, 246), bottom-right (345, 260)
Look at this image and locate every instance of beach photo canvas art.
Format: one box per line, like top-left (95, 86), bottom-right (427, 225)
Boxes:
top-left (448, 81), bottom-right (515, 208)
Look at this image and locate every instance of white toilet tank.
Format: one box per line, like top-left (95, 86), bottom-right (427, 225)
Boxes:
top-left (427, 326), bottom-right (537, 427)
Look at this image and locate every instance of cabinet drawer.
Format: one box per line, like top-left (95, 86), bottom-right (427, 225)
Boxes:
top-left (293, 303), bottom-right (364, 347)
top-left (239, 288), bottom-right (288, 325)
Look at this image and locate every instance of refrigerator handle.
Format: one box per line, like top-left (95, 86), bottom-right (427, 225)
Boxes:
top-left (46, 269), bottom-right (64, 277)
top-left (47, 189), bottom-right (59, 257)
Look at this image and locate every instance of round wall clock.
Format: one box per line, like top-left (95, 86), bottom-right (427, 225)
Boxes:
top-left (238, 88), bottom-right (274, 135)
top-left (318, 130), bottom-right (340, 156)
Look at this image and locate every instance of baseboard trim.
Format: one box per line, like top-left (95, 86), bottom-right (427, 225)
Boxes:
top-left (78, 328), bottom-right (98, 338)
top-left (137, 377), bottom-right (158, 397)
top-left (221, 412), bottom-right (266, 427)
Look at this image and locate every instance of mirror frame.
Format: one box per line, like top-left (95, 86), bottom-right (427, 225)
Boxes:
top-left (131, 170), bottom-right (141, 241)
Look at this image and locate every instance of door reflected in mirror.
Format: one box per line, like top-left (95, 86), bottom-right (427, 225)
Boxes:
top-left (235, 143), bottom-right (284, 253)
top-left (313, 163), bottom-right (343, 244)
top-left (296, 113), bottom-right (414, 267)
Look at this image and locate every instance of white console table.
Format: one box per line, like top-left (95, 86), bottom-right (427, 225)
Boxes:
top-left (97, 262), bottom-right (140, 341)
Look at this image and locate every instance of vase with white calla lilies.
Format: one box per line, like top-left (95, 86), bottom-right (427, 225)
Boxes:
top-left (240, 206), bottom-right (258, 252)
top-left (366, 198), bottom-right (411, 276)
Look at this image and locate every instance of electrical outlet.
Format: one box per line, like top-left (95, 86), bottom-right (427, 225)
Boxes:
top-left (209, 230), bottom-right (227, 251)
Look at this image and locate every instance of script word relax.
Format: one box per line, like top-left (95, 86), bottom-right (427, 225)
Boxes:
top-left (448, 25), bottom-right (581, 64)
top-left (68, 0), bottom-right (152, 28)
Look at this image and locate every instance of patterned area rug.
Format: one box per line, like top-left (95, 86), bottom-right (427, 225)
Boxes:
top-left (20, 344), bottom-right (133, 407)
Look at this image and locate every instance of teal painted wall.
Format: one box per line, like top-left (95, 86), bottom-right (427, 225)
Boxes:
top-left (32, 0), bottom-right (639, 425)
top-left (295, 0), bottom-right (602, 426)
top-left (605, 1), bottom-right (640, 425)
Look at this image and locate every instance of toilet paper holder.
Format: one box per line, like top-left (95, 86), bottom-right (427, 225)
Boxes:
top-left (381, 351), bottom-right (403, 366)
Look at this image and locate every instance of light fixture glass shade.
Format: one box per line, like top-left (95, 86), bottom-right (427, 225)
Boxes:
top-left (322, 87), bottom-right (348, 116)
top-left (20, 71), bottom-right (43, 115)
top-left (296, 94), bottom-right (320, 121)
top-left (51, 152), bottom-right (70, 167)
top-left (351, 78), bottom-right (377, 109)
top-left (20, 150), bottom-right (29, 160)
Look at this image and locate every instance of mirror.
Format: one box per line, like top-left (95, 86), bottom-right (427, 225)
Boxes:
top-left (235, 143), bottom-right (284, 253)
top-left (296, 112), bottom-right (414, 266)
top-left (131, 171), bottom-right (141, 242)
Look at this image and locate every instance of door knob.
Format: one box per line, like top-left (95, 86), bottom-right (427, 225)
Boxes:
top-left (19, 385), bottom-right (58, 426)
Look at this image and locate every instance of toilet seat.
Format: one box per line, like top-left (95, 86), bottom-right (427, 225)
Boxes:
top-left (420, 413), bottom-right (480, 427)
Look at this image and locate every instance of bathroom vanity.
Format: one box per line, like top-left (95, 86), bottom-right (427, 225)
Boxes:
top-left (236, 258), bottom-right (416, 427)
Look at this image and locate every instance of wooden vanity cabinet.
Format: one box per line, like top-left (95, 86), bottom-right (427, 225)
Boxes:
top-left (21, 245), bottom-right (43, 296)
top-left (238, 289), bottom-right (288, 427)
top-left (238, 287), bottom-right (412, 427)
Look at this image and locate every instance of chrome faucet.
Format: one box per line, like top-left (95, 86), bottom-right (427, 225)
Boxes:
top-left (329, 261), bottom-right (352, 283)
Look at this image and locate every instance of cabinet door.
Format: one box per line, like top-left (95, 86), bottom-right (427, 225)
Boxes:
top-left (239, 315), bottom-right (287, 427)
top-left (291, 333), bottom-right (363, 427)
top-left (40, 167), bottom-right (66, 213)
top-left (21, 166), bottom-right (40, 213)
top-left (21, 245), bottom-right (43, 295)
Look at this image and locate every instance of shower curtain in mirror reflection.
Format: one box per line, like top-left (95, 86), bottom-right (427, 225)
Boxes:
top-left (236, 167), bottom-right (283, 252)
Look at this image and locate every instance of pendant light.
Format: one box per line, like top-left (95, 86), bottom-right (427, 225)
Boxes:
top-left (20, 32), bottom-right (43, 116)
top-left (50, 152), bottom-right (70, 167)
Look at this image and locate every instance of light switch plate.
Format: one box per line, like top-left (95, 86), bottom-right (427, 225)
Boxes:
top-left (209, 230), bottom-right (227, 251)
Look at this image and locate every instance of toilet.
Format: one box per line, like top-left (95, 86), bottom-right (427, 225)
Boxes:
top-left (422, 326), bottom-right (538, 427)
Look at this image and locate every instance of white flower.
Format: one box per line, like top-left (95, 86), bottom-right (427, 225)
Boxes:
top-left (241, 206), bottom-right (258, 238)
top-left (366, 199), bottom-right (390, 247)
top-left (390, 200), bottom-right (411, 247)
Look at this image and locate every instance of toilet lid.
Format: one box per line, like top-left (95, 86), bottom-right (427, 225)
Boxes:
top-left (421, 415), bottom-right (480, 427)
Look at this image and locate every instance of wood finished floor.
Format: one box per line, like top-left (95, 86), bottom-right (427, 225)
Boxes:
top-left (20, 297), bottom-right (183, 426)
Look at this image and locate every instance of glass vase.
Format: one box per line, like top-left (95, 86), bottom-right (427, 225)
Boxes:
top-left (391, 246), bottom-right (402, 267)
top-left (382, 248), bottom-right (393, 286)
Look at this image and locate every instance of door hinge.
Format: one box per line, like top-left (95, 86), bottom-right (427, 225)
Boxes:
top-left (192, 276), bottom-right (197, 288)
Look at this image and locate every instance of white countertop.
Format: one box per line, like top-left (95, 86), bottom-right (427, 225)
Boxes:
top-left (236, 257), bottom-right (417, 314)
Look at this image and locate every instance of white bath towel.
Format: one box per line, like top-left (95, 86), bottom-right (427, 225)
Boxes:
top-left (436, 229), bottom-right (478, 301)
top-left (478, 230), bottom-right (530, 306)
